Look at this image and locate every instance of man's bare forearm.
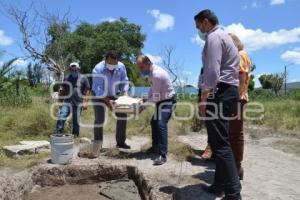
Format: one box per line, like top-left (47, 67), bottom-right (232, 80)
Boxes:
top-left (83, 90), bottom-right (90, 104)
top-left (201, 90), bottom-right (210, 103)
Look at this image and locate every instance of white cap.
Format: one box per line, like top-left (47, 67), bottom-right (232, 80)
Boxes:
top-left (69, 62), bottom-right (80, 69)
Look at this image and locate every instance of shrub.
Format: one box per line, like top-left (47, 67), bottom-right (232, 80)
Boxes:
top-left (287, 89), bottom-right (300, 101)
top-left (0, 86), bottom-right (32, 107)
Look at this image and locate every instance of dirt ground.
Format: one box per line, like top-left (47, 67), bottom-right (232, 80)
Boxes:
top-left (2, 126), bottom-right (300, 200)
top-left (23, 184), bottom-right (109, 200)
top-left (88, 130), bottom-right (299, 200)
top-left (23, 179), bottom-right (141, 200)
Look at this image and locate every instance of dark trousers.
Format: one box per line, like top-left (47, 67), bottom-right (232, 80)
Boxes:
top-left (199, 88), bottom-right (211, 145)
top-left (93, 99), bottom-right (127, 144)
top-left (151, 97), bottom-right (176, 157)
top-left (229, 100), bottom-right (246, 171)
top-left (56, 103), bottom-right (81, 136)
top-left (205, 83), bottom-right (241, 199)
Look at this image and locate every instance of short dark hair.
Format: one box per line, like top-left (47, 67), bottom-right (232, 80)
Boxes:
top-left (143, 56), bottom-right (152, 64)
top-left (105, 51), bottom-right (119, 60)
top-left (194, 9), bottom-right (219, 26)
top-left (137, 55), bottom-right (152, 65)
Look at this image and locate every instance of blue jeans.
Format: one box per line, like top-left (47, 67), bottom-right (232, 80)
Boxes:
top-left (55, 103), bottom-right (81, 136)
top-left (151, 97), bottom-right (176, 157)
top-left (205, 83), bottom-right (241, 199)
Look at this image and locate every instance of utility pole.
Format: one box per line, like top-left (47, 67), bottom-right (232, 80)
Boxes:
top-left (284, 65), bottom-right (287, 95)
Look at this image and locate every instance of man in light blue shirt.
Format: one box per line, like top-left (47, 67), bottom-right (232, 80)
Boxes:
top-left (92, 51), bottom-right (130, 156)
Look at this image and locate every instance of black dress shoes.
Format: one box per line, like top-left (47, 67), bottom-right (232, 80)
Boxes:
top-left (116, 143), bottom-right (131, 149)
top-left (202, 184), bottom-right (224, 197)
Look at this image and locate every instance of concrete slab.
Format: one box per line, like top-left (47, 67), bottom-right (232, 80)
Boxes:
top-left (3, 140), bottom-right (50, 157)
top-left (19, 140), bottom-right (50, 147)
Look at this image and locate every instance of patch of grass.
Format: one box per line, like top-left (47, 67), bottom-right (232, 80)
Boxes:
top-left (246, 125), bottom-right (300, 140)
top-left (126, 108), bottom-right (154, 136)
top-left (263, 100), bottom-right (300, 131)
top-left (0, 150), bottom-right (49, 169)
top-left (247, 99), bottom-right (300, 132)
top-left (110, 138), bottom-right (195, 161)
top-left (0, 97), bottom-right (55, 142)
top-left (0, 97), bottom-right (53, 168)
top-left (168, 139), bottom-right (194, 161)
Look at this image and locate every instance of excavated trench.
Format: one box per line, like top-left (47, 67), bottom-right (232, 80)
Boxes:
top-left (1, 164), bottom-right (155, 200)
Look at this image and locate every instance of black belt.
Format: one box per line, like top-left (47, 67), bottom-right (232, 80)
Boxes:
top-left (216, 82), bottom-right (237, 90)
top-left (156, 95), bottom-right (176, 105)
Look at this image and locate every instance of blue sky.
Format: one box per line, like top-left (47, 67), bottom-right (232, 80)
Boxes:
top-left (1, 0), bottom-right (300, 87)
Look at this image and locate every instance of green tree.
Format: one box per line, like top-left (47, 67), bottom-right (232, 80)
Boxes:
top-left (33, 63), bottom-right (43, 84)
top-left (259, 74), bottom-right (273, 90)
top-left (14, 70), bottom-right (22, 96)
top-left (0, 57), bottom-right (32, 106)
top-left (27, 62), bottom-right (44, 87)
top-left (44, 21), bottom-right (73, 76)
top-left (27, 63), bottom-right (34, 87)
top-left (45, 18), bottom-right (147, 85)
top-left (0, 58), bottom-right (17, 90)
top-left (270, 73), bottom-right (284, 95)
top-left (259, 73), bottom-right (284, 95)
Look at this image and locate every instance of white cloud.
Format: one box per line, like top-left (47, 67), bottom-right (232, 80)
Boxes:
top-left (0, 30), bottom-right (13, 46)
top-left (181, 70), bottom-right (192, 76)
top-left (224, 23), bottom-right (300, 52)
top-left (145, 54), bottom-right (163, 65)
top-left (176, 78), bottom-right (188, 86)
top-left (281, 48), bottom-right (300, 64)
top-left (147, 9), bottom-right (175, 31)
top-left (241, 1), bottom-right (260, 10)
top-left (191, 34), bottom-right (204, 46)
top-left (101, 17), bottom-right (117, 22)
top-left (270, 0), bottom-right (285, 5)
top-left (0, 61), bottom-right (3, 66)
top-left (12, 58), bottom-right (28, 67)
top-left (251, 2), bottom-right (259, 8)
top-left (241, 4), bottom-right (248, 10)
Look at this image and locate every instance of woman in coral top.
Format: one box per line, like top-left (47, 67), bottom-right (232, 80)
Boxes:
top-left (228, 33), bottom-right (252, 180)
